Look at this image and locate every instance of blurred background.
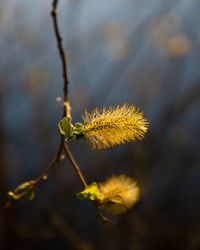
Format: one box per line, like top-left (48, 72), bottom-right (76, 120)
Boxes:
top-left (1, 0), bottom-right (200, 249)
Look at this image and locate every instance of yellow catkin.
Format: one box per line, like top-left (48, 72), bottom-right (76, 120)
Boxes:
top-left (99, 175), bottom-right (140, 214)
top-left (82, 104), bottom-right (148, 150)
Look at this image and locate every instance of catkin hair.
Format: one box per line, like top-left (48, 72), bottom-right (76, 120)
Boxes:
top-left (82, 104), bottom-right (148, 149)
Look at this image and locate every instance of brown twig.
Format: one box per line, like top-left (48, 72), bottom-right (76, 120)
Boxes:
top-left (63, 142), bottom-right (87, 187)
top-left (95, 208), bottom-right (115, 224)
top-left (5, 0), bottom-right (72, 206)
top-left (51, 0), bottom-right (87, 189)
top-left (51, 0), bottom-right (69, 118)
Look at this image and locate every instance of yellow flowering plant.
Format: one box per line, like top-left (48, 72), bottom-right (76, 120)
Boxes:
top-left (77, 175), bottom-right (140, 215)
top-left (58, 104), bottom-right (148, 215)
top-left (58, 104), bottom-right (148, 150)
top-left (6, 0), bottom-right (149, 223)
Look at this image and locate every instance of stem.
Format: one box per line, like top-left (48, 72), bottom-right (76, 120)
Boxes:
top-left (35, 136), bottom-right (65, 184)
top-left (63, 142), bottom-right (87, 188)
top-left (51, 0), bottom-right (70, 118)
top-left (51, 0), bottom-right (87, 189)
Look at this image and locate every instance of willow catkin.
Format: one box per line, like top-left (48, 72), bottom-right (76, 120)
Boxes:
top-left (82, 104), bottom-right (148, 150)
top-left (99, 175), bottom-right (140, 214)
top-left (77, 175), bottom-right (140, 214)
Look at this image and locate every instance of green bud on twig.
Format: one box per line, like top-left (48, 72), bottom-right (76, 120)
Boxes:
top-left (6, 180), bottom-right (36, 206)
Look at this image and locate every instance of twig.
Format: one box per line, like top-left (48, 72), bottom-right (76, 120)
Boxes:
top-left (63, 142), bottom-right (87, 188)
top-left (51, 0), bottom-right (70, 118)
top-left (51, 0), bottom-right (87, 188)
top-left (4, 0), bottom-right (70, 206)
top-left (95, 208), bottom-right (115, 224)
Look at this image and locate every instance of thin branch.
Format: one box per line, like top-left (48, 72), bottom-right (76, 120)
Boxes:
top-left (4, 149), bottom-right (65, 207)
top-left (95, 208), bottom-right (115, 224)
top-left (35, 134), bottom-right (68, 184)
top-left (35, 148), bottom-right (63, 183)
top-left (51, 0), bottom-right (88, 188)
top-left (51, 0), bottom-right (69, 118)
top-left (63, 142), bottom-right (87, 188)
top-left (63, 141), bottom-right (112, 223)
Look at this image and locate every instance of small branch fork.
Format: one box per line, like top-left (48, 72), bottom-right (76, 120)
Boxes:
top-left (5, 0), bottom-right (112, 223)
top-left (5, 0), bottom-right (86, 207)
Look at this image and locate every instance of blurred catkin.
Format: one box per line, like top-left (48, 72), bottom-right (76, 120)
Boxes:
top-left (77, 175), bottom-right (140, 214)
top-left (99, 175), bottom-right (140, 214)
top-left (82, 104), bottom-right (148, 149)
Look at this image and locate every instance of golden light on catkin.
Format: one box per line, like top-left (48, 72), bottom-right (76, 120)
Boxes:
top-left (82, 104), bottom-right (148, 149)
top-left (77, 175), bottom-right (140, 214)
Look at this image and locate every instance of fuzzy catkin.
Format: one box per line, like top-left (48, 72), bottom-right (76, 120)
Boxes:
top-left (77, 175), bottom-right (140, 214)
top-left (98, 175), bottom-right (140, 214)
top-left (82, 104), bottom-right (148, 150)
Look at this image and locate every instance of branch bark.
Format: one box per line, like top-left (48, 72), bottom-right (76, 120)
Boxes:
top-left (51, 0), bottom-right (87, 188)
